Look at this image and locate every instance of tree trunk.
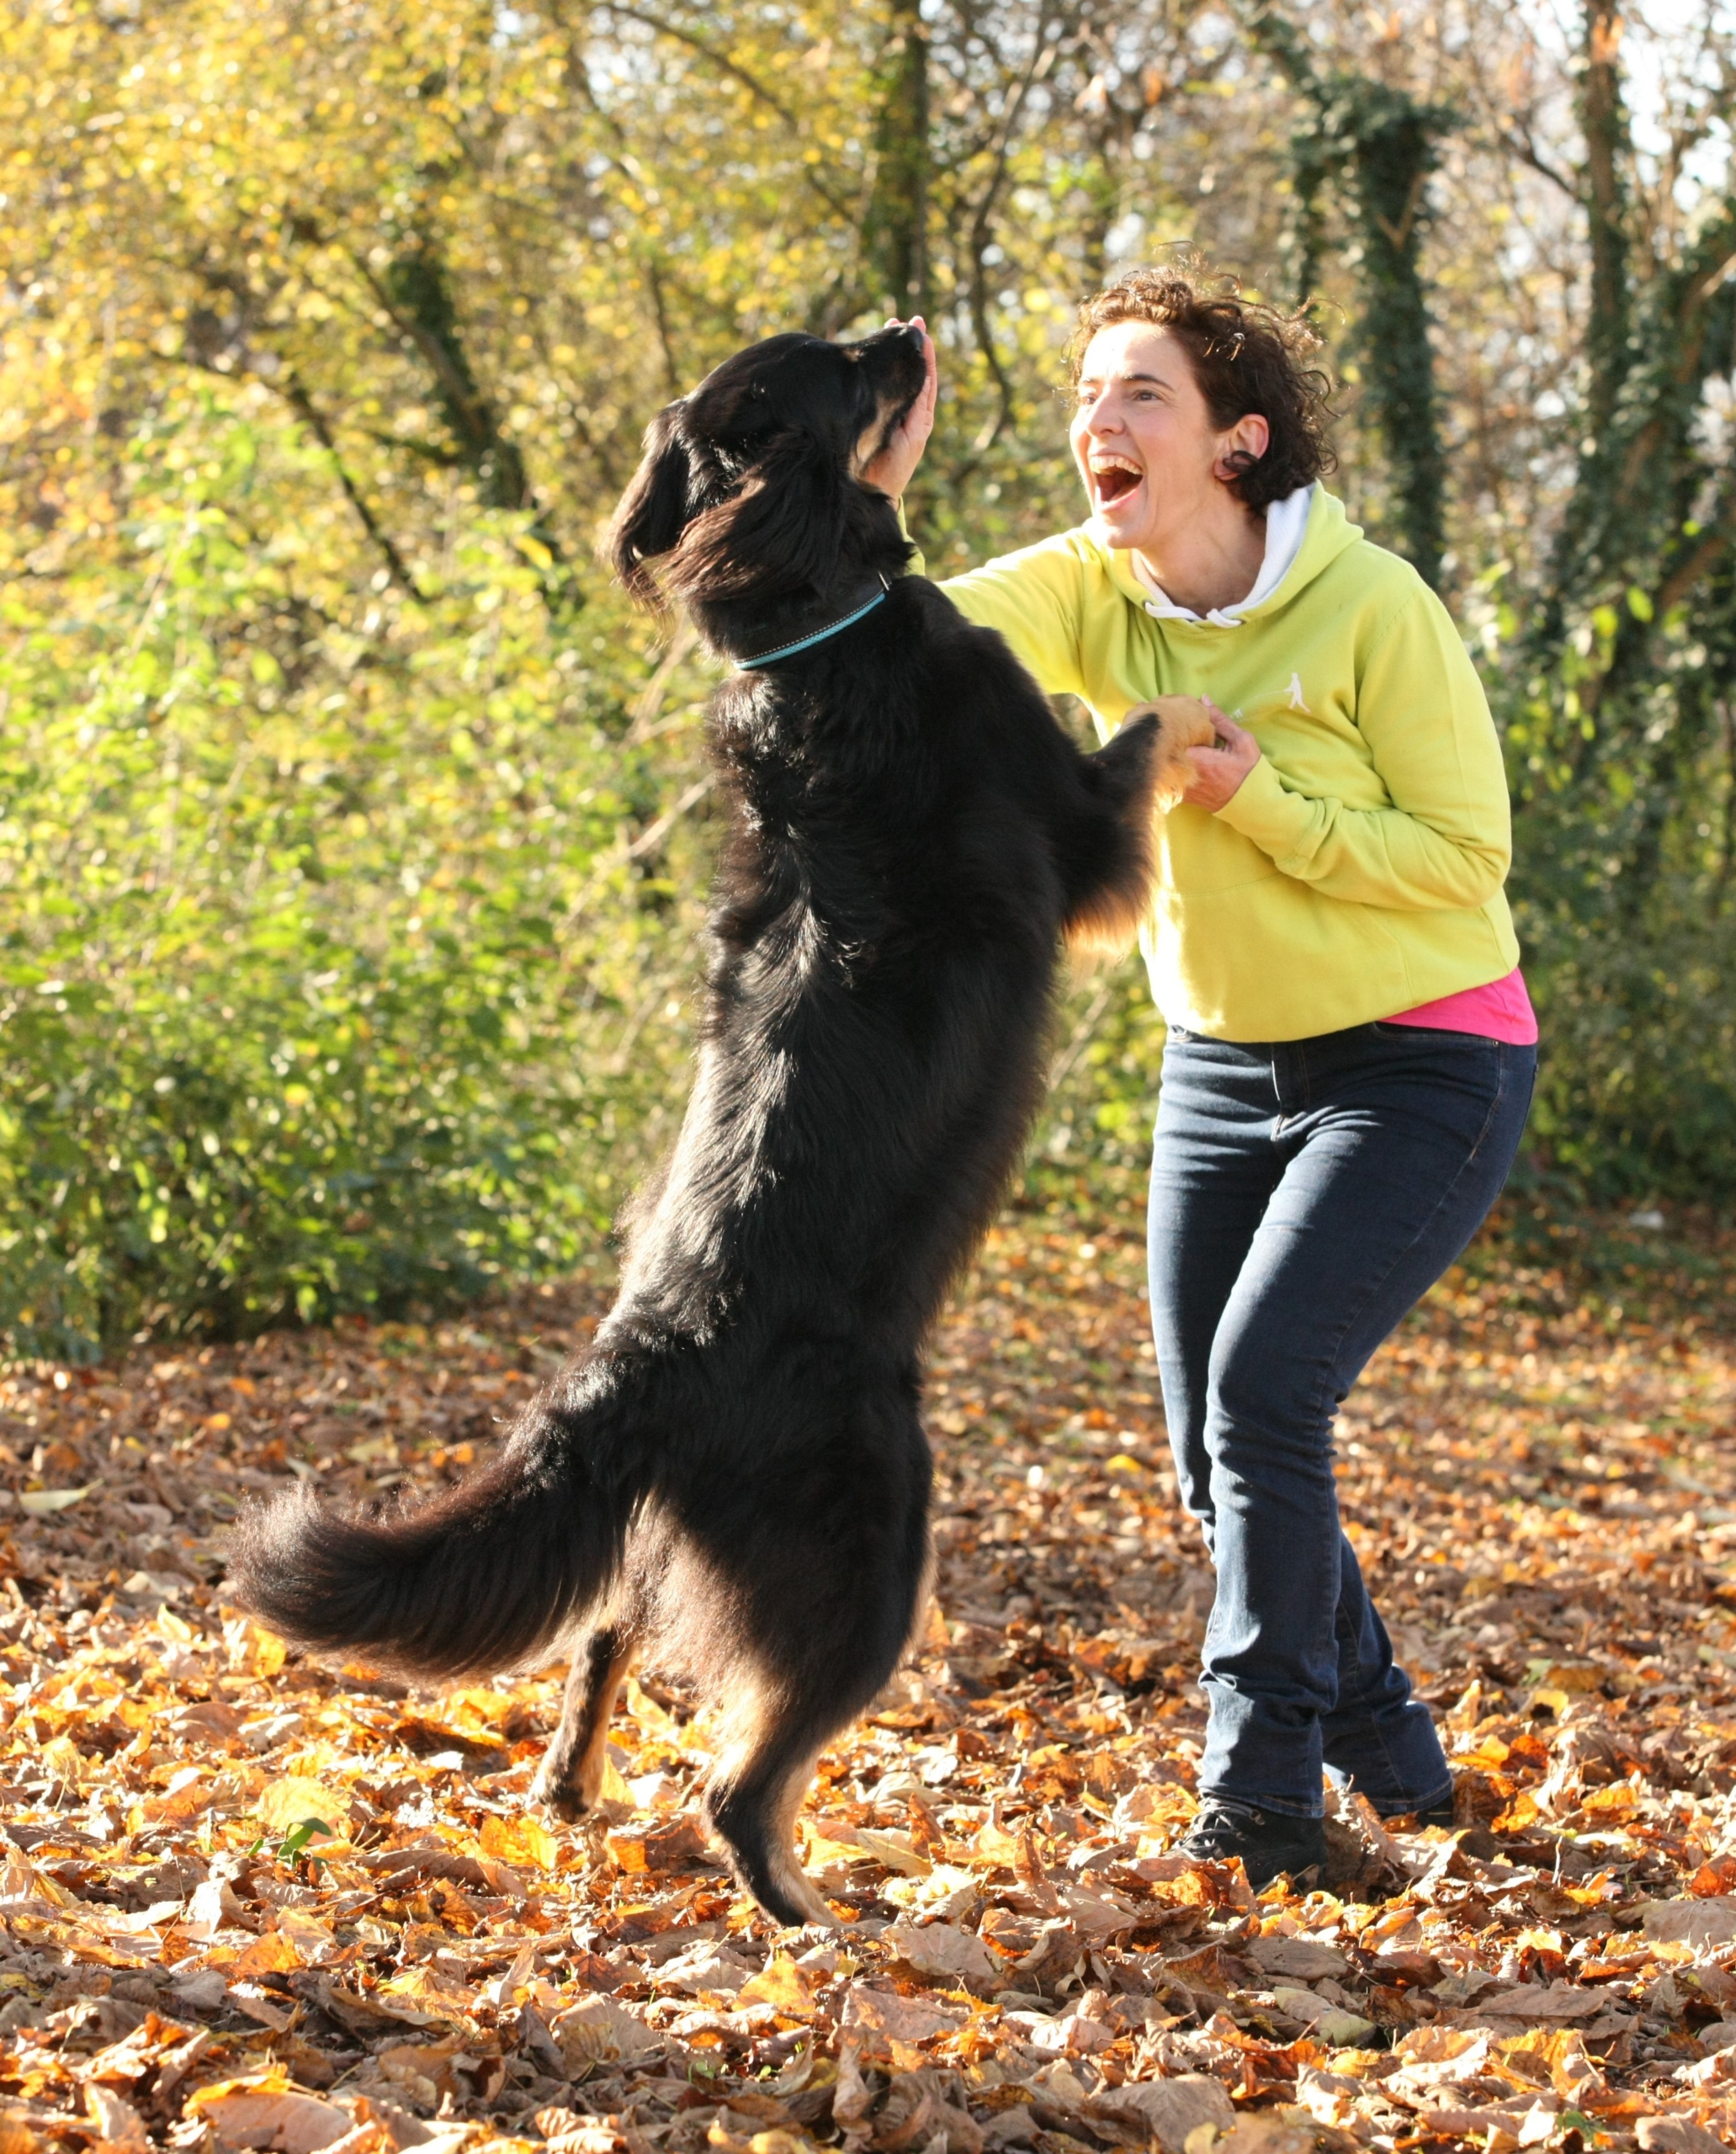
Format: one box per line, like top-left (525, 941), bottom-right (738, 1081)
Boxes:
top-left (385, 241), bottom-right (531, 514)
top-left (867, 0), bottom-right (931, 317)
top-left (1580, 0), bottom-right (1632, 450)
top-left (1346, 93), bottom-right (1447, 589)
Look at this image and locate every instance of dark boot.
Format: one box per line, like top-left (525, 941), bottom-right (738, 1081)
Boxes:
top-left (1178, 1797), bottom-right (1326, 1890)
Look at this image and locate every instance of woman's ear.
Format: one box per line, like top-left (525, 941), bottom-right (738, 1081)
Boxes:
top-left (1214, 412), bottom-right (1271, 485)
top-left (607, 403), bottom-right (696, 606)
top-left (664, 427), bottom-right (846, 607)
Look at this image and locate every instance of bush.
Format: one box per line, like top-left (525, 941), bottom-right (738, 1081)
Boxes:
top-left (0, 407), bottom-right (714, 1357)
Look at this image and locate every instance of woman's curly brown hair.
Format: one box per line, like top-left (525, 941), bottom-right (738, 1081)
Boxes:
top-left (1066, 263), bottom-right (1336, 512)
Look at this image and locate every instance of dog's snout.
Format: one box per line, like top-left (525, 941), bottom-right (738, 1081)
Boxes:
top-left (851, 323), bottom-right (930, 413)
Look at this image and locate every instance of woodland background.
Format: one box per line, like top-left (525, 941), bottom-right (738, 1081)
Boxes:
top-left (3, 0), bottom-right (1736, 1356)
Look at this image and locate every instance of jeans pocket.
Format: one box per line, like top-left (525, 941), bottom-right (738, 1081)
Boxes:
top-left (1372, 1022), bottom-right (1500, 1050)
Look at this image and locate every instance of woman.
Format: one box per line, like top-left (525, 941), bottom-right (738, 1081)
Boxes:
top-left (867, 265), bottom-right (1536, 1888)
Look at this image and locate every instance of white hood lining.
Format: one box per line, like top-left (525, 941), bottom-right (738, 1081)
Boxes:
top-left (1133, 483), bottom-right (1315, 629)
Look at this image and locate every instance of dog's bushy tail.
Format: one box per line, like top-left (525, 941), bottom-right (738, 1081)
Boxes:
top-left (229, 1429), bottom-right (629, 1679)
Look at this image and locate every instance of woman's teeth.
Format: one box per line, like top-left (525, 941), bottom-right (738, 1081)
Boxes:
top-left (1092, 461), bottom-right (1141, 505)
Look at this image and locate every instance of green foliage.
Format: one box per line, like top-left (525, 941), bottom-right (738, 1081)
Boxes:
top-left (0, 401), bottom-right (711, 1356)
top-left (273, 1817), bottom-right (337, 1867)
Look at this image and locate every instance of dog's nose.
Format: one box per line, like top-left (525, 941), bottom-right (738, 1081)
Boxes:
top-left (902, 322), bottom-right (926, 353)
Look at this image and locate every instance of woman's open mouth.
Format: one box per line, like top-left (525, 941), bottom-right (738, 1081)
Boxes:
top-left (1089, 455), bottom-right (1144, 511)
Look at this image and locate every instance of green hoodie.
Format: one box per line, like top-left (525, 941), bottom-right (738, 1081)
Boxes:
top-left (931, 486), bottom-right (1520, 1043)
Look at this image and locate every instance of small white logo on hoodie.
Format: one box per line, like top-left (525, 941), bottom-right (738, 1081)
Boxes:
top-left (1287, 672), bottom-right (1311, 714)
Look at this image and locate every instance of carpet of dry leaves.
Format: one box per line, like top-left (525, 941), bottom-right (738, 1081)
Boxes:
top-left (3, 1205), bottom-right (1736, 2154)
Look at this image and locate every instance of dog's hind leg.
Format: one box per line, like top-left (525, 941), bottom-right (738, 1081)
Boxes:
top-left (666, 1366), bottom-right (932, 1927)
top-left (530, 1623), bottom-right (634, 1822)
top-left (701, 1490), bottom-right (932, 1923)
top-left (703, 1706), bottom-right (840, 1929)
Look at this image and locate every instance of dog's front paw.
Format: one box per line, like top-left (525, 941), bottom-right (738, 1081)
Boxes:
top-left (1123, 696), bottom-right (1218, 809)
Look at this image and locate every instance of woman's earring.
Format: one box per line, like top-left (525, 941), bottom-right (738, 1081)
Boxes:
top-left (1218, 448), bottom-right (1258, 480)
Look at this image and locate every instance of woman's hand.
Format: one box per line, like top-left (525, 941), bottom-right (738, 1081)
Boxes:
top-left (862, 318), bottom-right (937, 501)
top-left (1183, 705), bottom-right (1261, 812)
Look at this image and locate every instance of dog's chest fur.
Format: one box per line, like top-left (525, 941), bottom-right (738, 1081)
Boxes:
top-left (709, 679), bottom-right (926, 984)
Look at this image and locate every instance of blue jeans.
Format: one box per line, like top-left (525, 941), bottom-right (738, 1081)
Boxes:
top-left (1147, 1021), bottom-right (1537, 1818)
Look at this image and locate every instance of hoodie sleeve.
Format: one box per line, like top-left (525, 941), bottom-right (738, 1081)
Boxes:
top-left (899, 511), bottom-right (1091, 701)
top-left (1213, 586), bottom-right (1511, 912)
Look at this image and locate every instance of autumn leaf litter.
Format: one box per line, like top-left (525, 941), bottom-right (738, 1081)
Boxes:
top-left (2, 1214), bottom-right (1736, 2154)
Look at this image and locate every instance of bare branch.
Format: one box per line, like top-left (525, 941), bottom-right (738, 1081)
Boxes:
top-left (587, 2), bottom-right (858, 220)
top-left (276, 371), bottom-right (427, 603)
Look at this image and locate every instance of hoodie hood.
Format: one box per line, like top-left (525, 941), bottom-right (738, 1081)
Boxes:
top-left (1098, 484), bottom-right (1364, 629)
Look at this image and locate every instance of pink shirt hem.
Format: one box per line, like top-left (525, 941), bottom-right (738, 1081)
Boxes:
top-left (1383, 966), bottom-right (1537, 1046)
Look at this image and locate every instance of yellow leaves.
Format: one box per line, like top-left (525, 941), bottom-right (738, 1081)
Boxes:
top-left (741, 2132), bottom-right (815, 2154)
top-left (231, 1928), bottom-right (302, 1979)
top-left (1578, 1779), bottom-right (1640, 1822)
top-left (478, 1813), bottom-right (558, 1872)
top-left (0, 1849), bottom-right (73, 1907)
top-left (257, 1776), bottom-right (350, 1836)
top-left (1017, 1743), bottom-right (1083, 1804)
top-left (1389, 2024), bottom-right (1491, 2081)
top-left (0, 1202), bottom-right (1734, 2154)
top-left (442, 1686), bottom-right (522, 1731)
top-left (373, 1965), bottom-right (475, 2025)
top-left (224, 1616), bottom-right (288, 1678)
top-left (969, 1816), bottom-right (1023, 1868)
top-left (37, 1733), bottom-right (89, 1787)
top-left (735, 1955), bottom-right (815, 2013)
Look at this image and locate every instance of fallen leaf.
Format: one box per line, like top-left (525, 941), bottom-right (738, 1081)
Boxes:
top-left (187, 2072), bottom-right (353, 2153)
top-left (17, 1485), bottom-right (93, 1515)
top-left (735, 1955), bottom-right (817, 2013)
top-left (881, 1919), bottom-right (997, 1989)
top-left (478, 1814), bottom-right (558, 1872)
top-left (256, 1779), bottom-right (350, 1836)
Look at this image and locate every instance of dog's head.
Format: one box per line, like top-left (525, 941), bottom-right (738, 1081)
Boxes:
top-left (608, 325), bottom-right (928, 612)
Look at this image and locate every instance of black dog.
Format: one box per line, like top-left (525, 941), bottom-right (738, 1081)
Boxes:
top-left (233, 324), bottom-right (1199, 1925)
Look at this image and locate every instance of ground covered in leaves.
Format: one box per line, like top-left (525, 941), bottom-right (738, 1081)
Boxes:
top-left (3, 1207), bottom-right (1736, 2154)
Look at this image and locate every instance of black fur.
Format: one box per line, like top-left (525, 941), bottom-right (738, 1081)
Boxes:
top-left (232, 324), bottom-right (1171, 1926)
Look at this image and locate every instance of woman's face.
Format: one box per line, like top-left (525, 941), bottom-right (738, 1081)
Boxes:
top-left (1069, 321), bottom-right (1266, 551)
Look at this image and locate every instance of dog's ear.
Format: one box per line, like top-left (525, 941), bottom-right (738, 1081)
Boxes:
top-left (607, 402), bottom-right (695, 606)
top-left (664, 426), bottom-right (846, 607)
